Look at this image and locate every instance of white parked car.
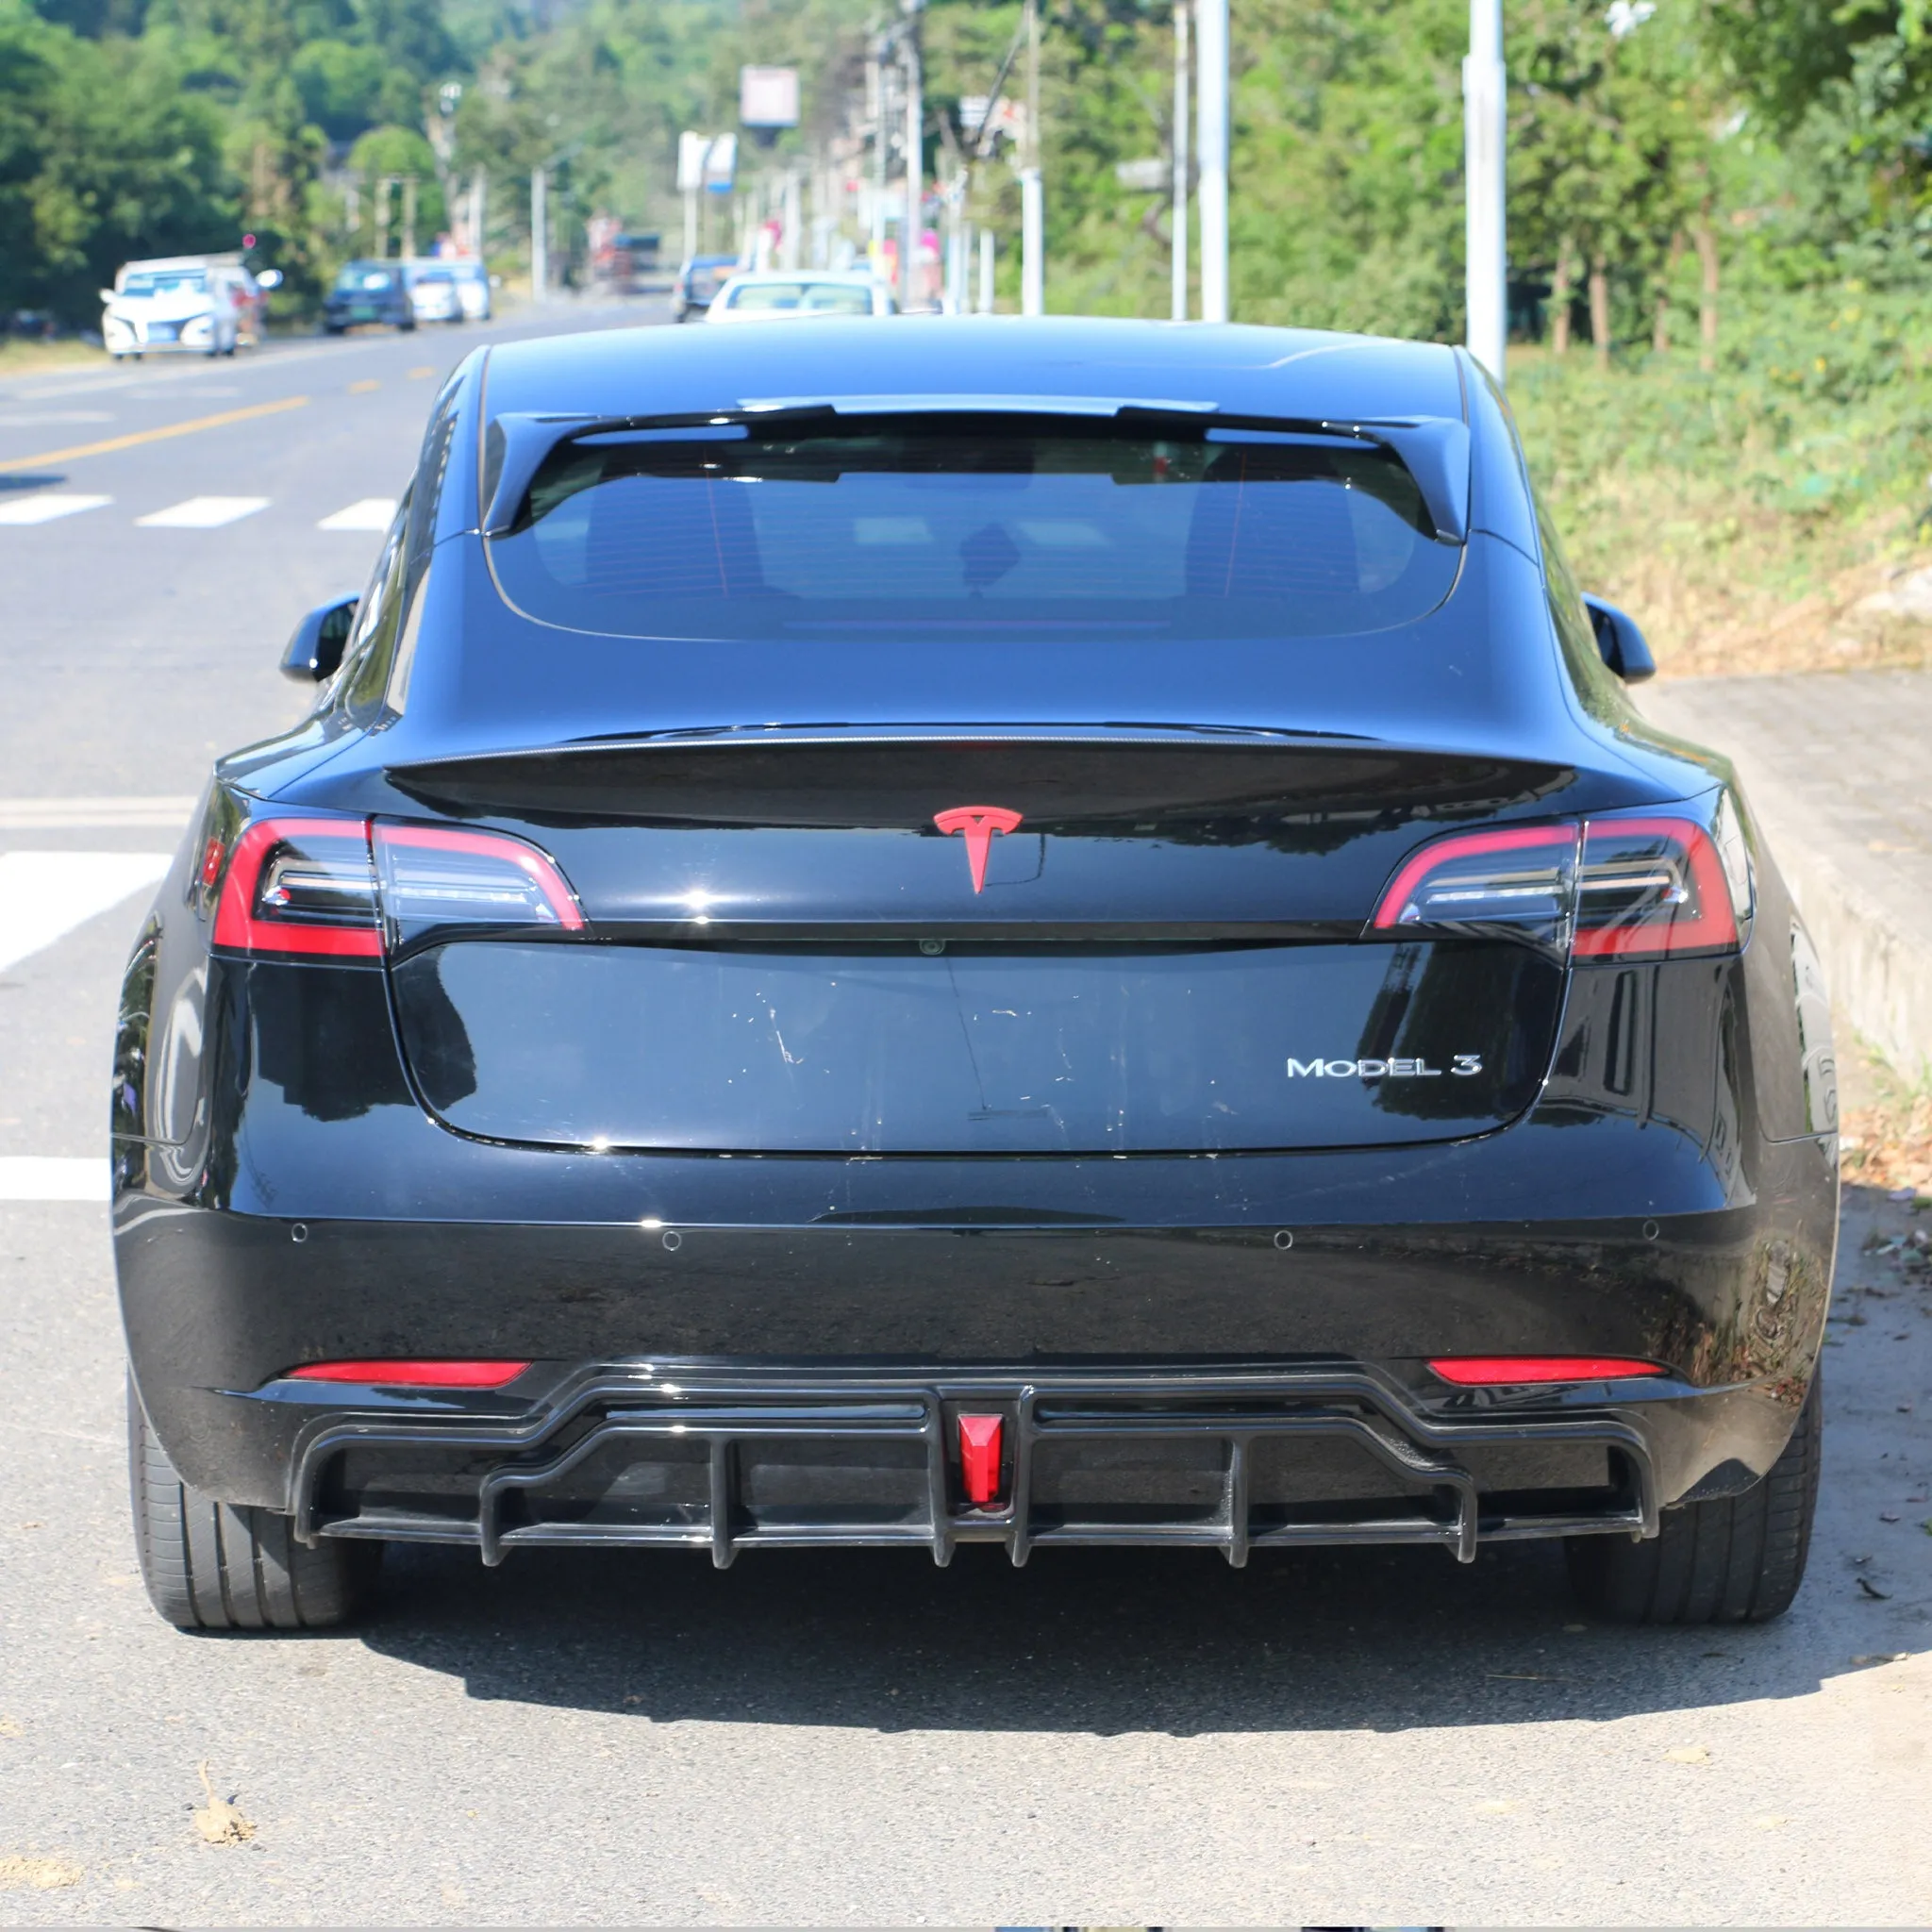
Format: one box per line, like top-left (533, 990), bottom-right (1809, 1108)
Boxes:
top-left (704, 271), bottom-right (897, 322)
top-left (407, 262), bottom-right (462, 325)
top-left (101, 258), bottom-right (252, 359)
top-left (448, 258), bottom-right (492, 322)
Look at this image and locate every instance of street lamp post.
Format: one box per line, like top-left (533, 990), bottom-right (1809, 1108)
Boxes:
top-left (1020, 0), bottom-right (1043, 316)
top-left (1463, 0), bottom-right (1507, 380)
top-left (1195, 0), bottom-right (1227, 322)
top-left (1171, 0), bottom-right (1190, 321)
top-left (901, 19), bottom-right (922, 312)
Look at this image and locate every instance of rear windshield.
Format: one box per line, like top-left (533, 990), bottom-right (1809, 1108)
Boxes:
top-left (336, 266), bottom-right (397, 291)
top-left (487, 415), bottom-right (1461, 642)
top-left (725, 279), bottom-right (874, 314)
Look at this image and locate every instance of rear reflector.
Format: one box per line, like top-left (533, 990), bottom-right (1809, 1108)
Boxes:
top-left (958, 1412), bottom-right (1005, 1506)
top-left (286, 1358), bottom-right (532, 1389)
top-left (1372, 804), bottom-right (1750, 960)
top-left (1427, 1356), bottom-right (1666, 1386)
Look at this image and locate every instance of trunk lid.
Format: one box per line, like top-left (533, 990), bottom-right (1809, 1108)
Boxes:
top-left (383, 736), bottom-right (1573, 1156)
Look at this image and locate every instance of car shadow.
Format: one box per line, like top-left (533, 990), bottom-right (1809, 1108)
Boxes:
top-left (354, 1533), bottom-right (1867, 1736)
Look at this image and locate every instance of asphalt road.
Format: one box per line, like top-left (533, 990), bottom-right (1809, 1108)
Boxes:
top-left (0, 306), bottom-right (1927, 1926)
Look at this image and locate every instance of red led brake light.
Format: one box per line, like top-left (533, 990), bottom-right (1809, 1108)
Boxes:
top-left (211, 817), bottom-right (381, 958)
top-left (1572, 816), bottom-right (1739, 958)
top-left (373, 823), bottom-right (585, 930)
top-left (1427, 1356), bottom-right (1665, 1386)
top-left (1372, 824), bottom-right (1578, 931)
top-left (286, 1358), bottom-right (532, 1389)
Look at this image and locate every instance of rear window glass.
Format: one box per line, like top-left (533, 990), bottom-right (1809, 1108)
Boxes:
top-left (725, 280), bottom-right (874, 314)
top-left (486, 415), bottom-right (1461, 642)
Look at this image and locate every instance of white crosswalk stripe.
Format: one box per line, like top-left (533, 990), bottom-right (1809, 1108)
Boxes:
top-left (0, 851), bottom-right (173, 972)
top-left (0, 493), bottom-right (113, 525)
top-left (136, 496), bottom-right (269, 528)
top-left (0, 1158), bottom-right (108, 1203)
top-left (318, 496), bottom-right (397, 531)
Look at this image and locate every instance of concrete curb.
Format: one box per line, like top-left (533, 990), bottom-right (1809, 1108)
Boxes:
top-left (1641, 675), bottom-right (1932, 1088)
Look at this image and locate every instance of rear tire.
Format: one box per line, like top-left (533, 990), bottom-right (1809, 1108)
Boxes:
top-left (128, 1375), bottom-right (380, 1630)
top-left (1565, 1370), bottom-right (1821, 1624)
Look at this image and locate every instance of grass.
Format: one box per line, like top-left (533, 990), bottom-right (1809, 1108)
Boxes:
top-left (0, 338), bottom-right (108, 375)
top-left (1510, 289), bottom-right (1932, 679)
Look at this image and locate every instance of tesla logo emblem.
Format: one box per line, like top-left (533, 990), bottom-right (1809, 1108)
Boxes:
top-left (933, 806), bottom-right (1024, 892)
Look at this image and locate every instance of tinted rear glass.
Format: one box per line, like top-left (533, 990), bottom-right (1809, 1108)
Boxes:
top-left (487, 415), bottom-right (1461, 641)
top-left (726, 280), bottom-right (874, 313)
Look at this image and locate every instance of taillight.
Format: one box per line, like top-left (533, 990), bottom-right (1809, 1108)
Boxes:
top-left (1372, 824), bottom-right (1579, 948)
top-left (372, 823), bottom-right (584, 943)
top-left (1371, 801), bottom-right (1750, 961)
top-left (285, 1358), bottom-right (531, 1389)
top-left (211, 816), bottom-right (584, 958)
top-left (211, 818), bottom-right (381, 957)
top-left (1428, 1356), bottom-right (1666, 1386)
top-left (1574, 815), bottom-right (1743, 958)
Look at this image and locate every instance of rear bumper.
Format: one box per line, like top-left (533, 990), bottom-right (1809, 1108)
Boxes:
top-left (245, 1361), bottom-right (1809, 1568)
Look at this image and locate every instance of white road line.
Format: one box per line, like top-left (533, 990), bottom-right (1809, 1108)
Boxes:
top-left (0, 852), bottom-right (172, 972)
top-left (0, 492), bottom-right (113, 525)
top-left (0, 1158), bottom-right (108, 1203)
top-left (136, 495), bottom-right (270, 529)
top-left (318, 496), bottom-right (397, 531)
top-left (0, 796), bottom-right (196, 830)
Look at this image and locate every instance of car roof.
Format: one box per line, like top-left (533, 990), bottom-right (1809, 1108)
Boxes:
top-left (480, 317), bottom-right (1466, 425)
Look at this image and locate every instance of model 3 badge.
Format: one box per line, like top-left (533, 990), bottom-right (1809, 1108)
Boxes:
top-left (933, 806), bottom-right (1024, 892)
top-left (1287, 1055), bottom-right (1485, 1078)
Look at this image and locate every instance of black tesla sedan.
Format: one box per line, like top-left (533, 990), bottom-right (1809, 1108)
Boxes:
top-left (113, 318), bottom-right (1838, 1632)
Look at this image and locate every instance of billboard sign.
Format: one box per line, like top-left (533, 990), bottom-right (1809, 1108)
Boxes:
top-left (740, 65), bottom-right (800, 128)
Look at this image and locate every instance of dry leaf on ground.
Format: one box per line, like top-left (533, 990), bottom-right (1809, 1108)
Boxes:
top-left (0, 1855), bottom-right (83, 1890)
top-left (192, 1762), bottom-right (256, 1846)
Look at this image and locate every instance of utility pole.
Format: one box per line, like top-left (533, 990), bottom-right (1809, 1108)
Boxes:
top-left (402, 175), bottom-right (418, 259)
top-left (978, 226), bottom-right (995, 313)
top-left (1172, 0), bottom-right (1190, 321)
top-left (1020, 0), bottom-right (1043, 315)
top-left (781, 169), bottom-right (802, 270)
top-left (374, 175), bottom-right (394, 259)
top-left (530, 165), bottom-right (547, 301)
top-left (1195, 0), bottom-right (1227, 321)
top-left (1463, 0), bottom-right (1507, 381)
top-left (869, 38), bottom-right (890, 275)
top-left (900, 8), bottom-right (923, 313)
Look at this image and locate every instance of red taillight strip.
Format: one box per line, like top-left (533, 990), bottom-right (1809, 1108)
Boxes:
top-left (374, 823), bottom-right (586, 929)
top-left (1427, 1356), bottom-right (1666, 1386)
top-left (286, 1358), bottom-right (532, 1389)
top-left (1371, 824), bottom-right (1577, 931)
top-left (211, 817), bottom-right (380, 958)
top-left (1572, 816), bottom-right (1739, 958)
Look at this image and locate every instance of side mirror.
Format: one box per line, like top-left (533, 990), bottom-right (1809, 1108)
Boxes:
top-left (99, 290), bottom-right (115, 303)
top-left (280, 595), bottom-right (359, 683)
top-left (257, 269), bottom-right (284, 291)
top-left (1583, 593), bottom-right (1657, 683)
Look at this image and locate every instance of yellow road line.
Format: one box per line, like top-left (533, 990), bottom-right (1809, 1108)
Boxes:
top-left (408, 366), bottom-right (435, 379)
top-left (348, 378), bottom-right (380, 394)
top-left (0, 394), bottom-right (309, 474)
